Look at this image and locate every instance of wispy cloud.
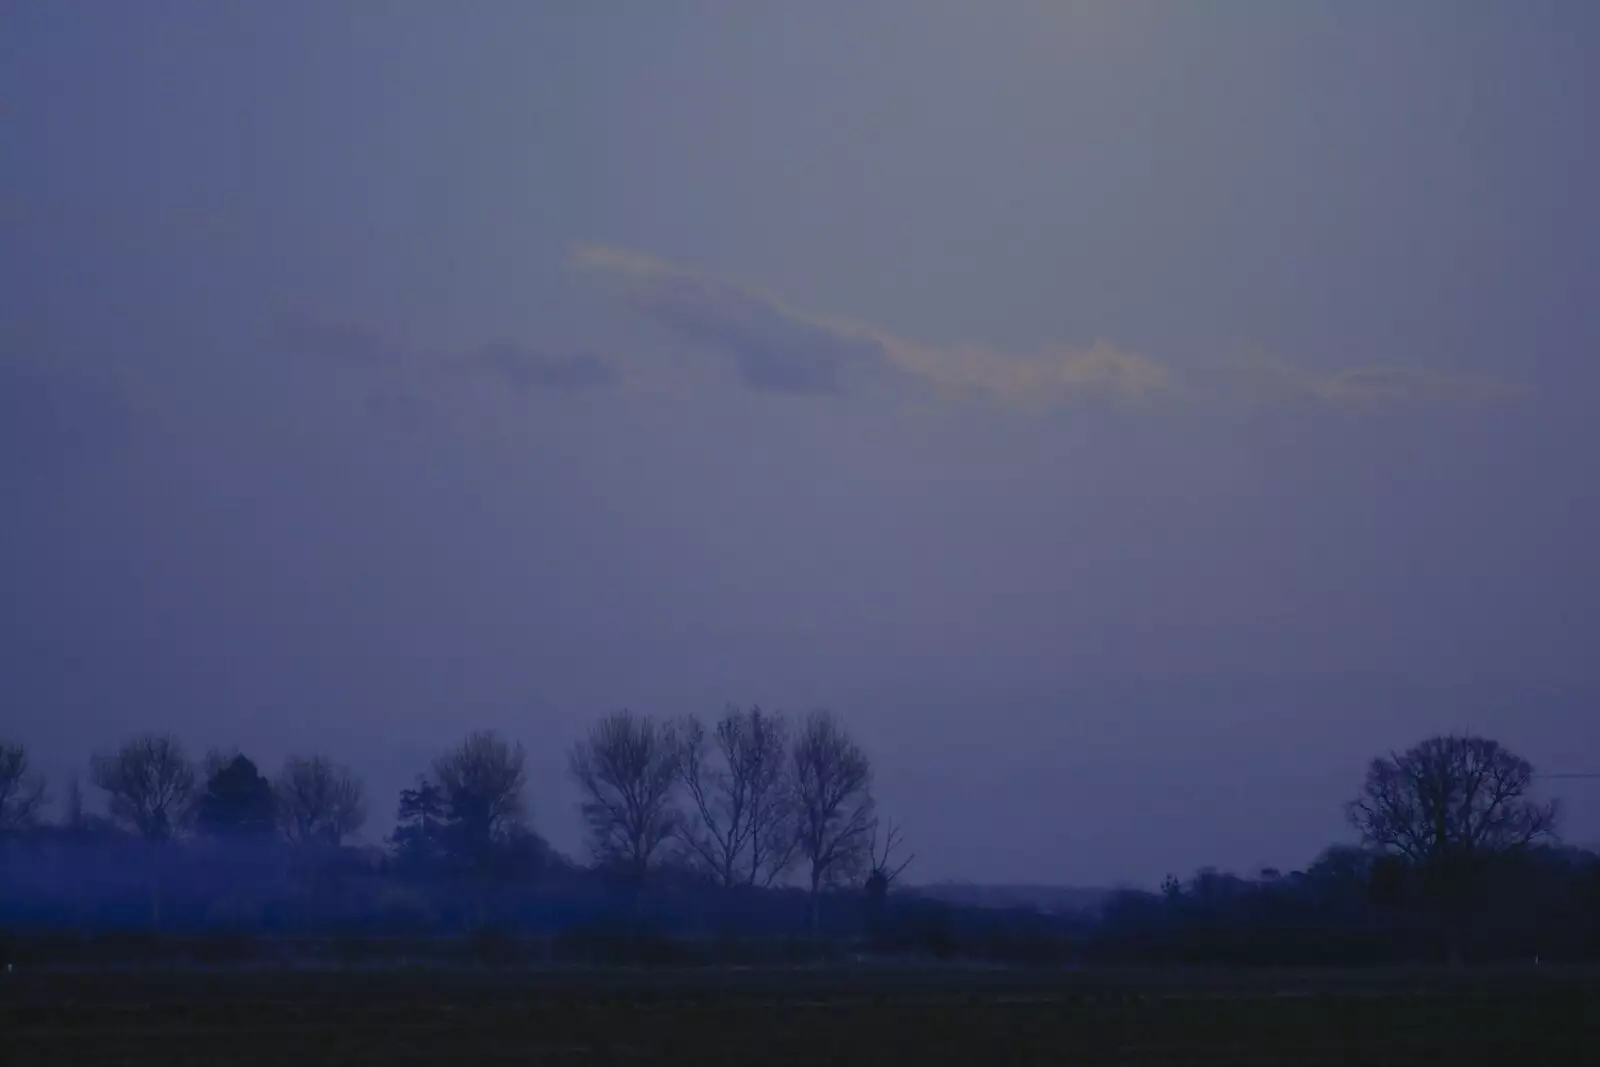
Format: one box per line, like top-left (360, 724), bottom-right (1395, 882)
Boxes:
top-left (871, 336), bottom-right (1171, 410)
top-left (461, 342), bottom-right (617, 392)
top-left (572, 244), bottom-right (1163, 408)
top-left (1235, 355), bottom-right (1529, 414)
top-left (571, 245), bottom-right (882, 396)
top-left (272, 256), bottom-right (1526, 420)
top-left (268, 315), bottom-right (620, 394)
top-left (574, 244), bottom-right (1530, 417)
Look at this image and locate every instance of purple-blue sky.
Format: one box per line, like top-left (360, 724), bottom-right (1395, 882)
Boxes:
top-left (3, 1), bottom-right (1598, 885)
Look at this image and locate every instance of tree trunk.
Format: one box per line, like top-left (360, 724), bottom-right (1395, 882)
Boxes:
top-left (809, 870), bottom-right (822, 943)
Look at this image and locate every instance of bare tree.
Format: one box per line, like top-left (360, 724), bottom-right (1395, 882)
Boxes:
top-left (1347, 734), bottom-right (1559, 866)
top-left (0, 740), bottom-right (47, 833)
top-left (275, 754), bottom-right (367, 846)
top-left (864, 817), bottom-right (914, 937)
top-left (90, 732), bottom-right (196, 840)
top-left (677, 704), bottom-right (795, 888)
top-left (790, 710), bottom-right (875, 932)
top-left (570, 710), bottom-right (680, 885)
top-left (866, 817), bottom-right (915, 891)
top-left (433, 731), bottom-right (528, 860)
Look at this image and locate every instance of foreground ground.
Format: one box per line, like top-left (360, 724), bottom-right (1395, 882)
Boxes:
top-left (4, 965), bottom-right (1598, 1065)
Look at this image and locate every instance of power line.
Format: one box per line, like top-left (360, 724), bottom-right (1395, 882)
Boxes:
top-left (1536, 772), bottom-right (1600, 780)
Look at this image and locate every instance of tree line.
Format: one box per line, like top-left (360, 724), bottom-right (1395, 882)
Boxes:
top-left (3, 720), bottom-right (1597, 966)
top-left (1, 707), bottom-right (910, 934)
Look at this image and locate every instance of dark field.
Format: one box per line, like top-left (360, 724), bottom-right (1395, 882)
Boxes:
top-left (5, 966), bottom-right (1598, 1065)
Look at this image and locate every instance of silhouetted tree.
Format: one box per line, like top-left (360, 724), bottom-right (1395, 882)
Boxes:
top-left (1348, 734), bottom-right (1560, 960)
top-left (1305, 844), bottom-right (1375, 886)
top-left (490, 823), bottom-right (563, 882)
top-left (90, 732), bottom-right (196, 841)
top-left (571, 710), bottom-right (680, 888)
top-left (1348, 734), bottom-right (1559, 867)
top-left (275, 755), bottom-right (366, 846)
top-left (390, 777), bottom-right (448, 872)
top-left (790, 710), bottom-right (874, 933)
top-left (194, 751), bottom-right (276, 839)
top-left (86, 733), bottom-right (196, 927)
top-left (433, 731), bottom-right (527, 868)
top-left (677, 705), bottom-right (795, 888)
top-left (864, 817), bottom-right (914, 938)
top-left (0, 740), bottom-right (47, 834)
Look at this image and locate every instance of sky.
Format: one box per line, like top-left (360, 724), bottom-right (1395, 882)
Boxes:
top-left (3, 1), bottom-right (1599, 886)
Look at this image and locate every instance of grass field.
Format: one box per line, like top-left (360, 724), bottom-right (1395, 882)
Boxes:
top-left (4, 965), bottom-right (1598, 1064)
